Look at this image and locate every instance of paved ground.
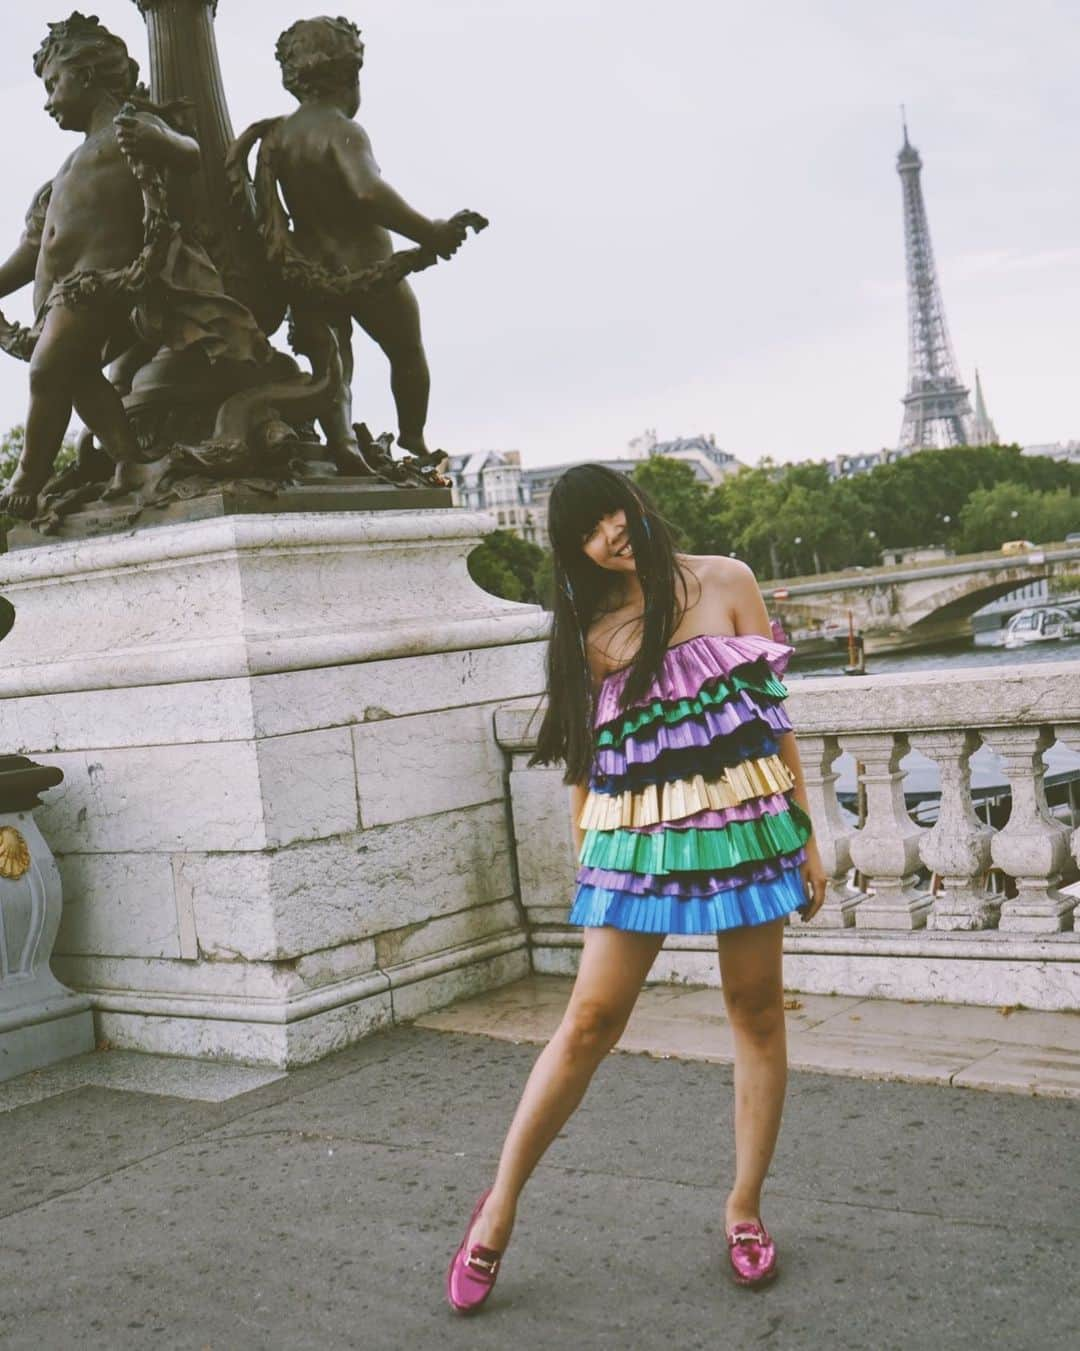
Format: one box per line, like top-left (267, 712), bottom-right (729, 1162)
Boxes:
top-left (2, 1010), bottom-right (1078, 1350)
top-left (418, 975), bottom-right (1080, 1097)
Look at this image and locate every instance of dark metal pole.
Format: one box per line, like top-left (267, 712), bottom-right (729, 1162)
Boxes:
top-left (131, 1), bottom-right (263, 314)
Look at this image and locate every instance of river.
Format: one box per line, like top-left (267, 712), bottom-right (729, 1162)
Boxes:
top-left (790, 633), bottom-right (1080, 679)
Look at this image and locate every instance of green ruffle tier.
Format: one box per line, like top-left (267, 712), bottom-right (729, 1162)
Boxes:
top-left (596, 668), bottom-right (789, 747)
top-left (579, 802), bottom-right (812, 875)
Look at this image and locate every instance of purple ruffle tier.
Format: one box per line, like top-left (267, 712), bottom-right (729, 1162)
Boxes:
top-left (594, 633), bottom-right (794, 729)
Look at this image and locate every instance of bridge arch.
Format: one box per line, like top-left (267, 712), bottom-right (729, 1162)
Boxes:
top-left (906, 567), bottom-right (1051, 628)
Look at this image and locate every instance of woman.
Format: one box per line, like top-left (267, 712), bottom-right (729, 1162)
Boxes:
top-left (447, 464), bottom-right (827, 1313)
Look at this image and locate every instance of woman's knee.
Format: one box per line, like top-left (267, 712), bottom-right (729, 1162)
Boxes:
top-left (558, 999), bottom-right (628, 1060)
top-left (723, 984), bottom-right (785, 1041)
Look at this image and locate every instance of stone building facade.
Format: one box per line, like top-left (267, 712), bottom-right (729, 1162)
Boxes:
top-left (444, 451), bottom-right (539, 543)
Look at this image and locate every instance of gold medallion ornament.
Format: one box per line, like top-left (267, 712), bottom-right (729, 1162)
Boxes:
top-left (0, 826), bottom-right (31, 881)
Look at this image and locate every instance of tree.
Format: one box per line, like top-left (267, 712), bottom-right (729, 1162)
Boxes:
top-left (1, 425), bottom-right (78, 547)
top-left (632, 456), bottom-right (708, 549)
top-left (711, 443), bottom-right (1080, 579)
top-left (702, 463), bottom-right (788, 577)
top-left (533, 549), bottom-right (555, 610)
top-left (956, 482), bottom-right (1080, 553)
top-left (0, 425), bottom-right (78, 481)
top-left (467, 529), bottom-right (546, 604)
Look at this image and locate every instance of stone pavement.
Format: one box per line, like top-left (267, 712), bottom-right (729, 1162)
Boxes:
top-left (417, 975), bottom-right (1080, 1098)
top-left (2, 996), bottom-right (1079, 1350)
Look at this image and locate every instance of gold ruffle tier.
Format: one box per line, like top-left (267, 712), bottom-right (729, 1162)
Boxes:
top-left (578, 753), bottom-right (796, 831)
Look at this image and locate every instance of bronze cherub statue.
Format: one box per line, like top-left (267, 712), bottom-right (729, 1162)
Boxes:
top-left (0, 12), bottom-right (270, 520)
top-left (227, 16), bottom-right (486, 477)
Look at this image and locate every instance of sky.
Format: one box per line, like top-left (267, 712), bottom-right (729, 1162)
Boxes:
top-left (0, 0), bottom-right (1077, 469)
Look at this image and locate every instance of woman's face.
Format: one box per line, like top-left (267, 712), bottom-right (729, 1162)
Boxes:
top-left (581, 508), bottom-right (636, 574)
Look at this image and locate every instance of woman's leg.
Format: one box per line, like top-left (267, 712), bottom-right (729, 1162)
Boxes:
top-left (469, 926), bottom-right (665, 1251)
top-left (715, 917), bottom-right (788, 1228)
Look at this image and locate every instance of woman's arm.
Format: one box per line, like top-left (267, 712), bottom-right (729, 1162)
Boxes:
top-left (727, 558), bottom-right (826, 920)
top-left (568, 780), bottom-right (588, 859)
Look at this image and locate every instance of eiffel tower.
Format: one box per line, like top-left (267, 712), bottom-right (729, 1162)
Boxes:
top-left (896, 116), bottom-right (974, 449)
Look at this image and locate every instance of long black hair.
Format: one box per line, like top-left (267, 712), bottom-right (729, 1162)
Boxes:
top-left (528, 464), bottom-right (692, 785)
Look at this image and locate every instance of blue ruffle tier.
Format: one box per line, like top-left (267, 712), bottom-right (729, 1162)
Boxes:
top-left (568, 861), bottom-right (807, 934)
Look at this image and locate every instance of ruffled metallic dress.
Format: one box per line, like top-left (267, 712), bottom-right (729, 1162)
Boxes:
top-left (569, 633), bottom-right (812, 933)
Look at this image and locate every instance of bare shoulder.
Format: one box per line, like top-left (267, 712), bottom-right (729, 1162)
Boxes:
top-left (685, 553), bottom-right (757, 582)
top-left (714, 554), bottom-right (760, 593)
top-left (680, 553), bottom-right (760, 602)
top-left (675, 553), bottom-right (769, 637)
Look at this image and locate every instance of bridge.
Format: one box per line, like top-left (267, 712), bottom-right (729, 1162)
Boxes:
top-left (761, 541), bottom-right (1080, 653)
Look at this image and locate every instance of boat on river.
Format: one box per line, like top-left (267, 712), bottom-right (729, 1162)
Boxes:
top-left (1001, 604), bottom-right (1080, 649)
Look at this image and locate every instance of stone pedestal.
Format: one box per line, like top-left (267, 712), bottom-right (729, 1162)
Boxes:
top-left (5, 481), bottom-right (452, 551)
top-left (0, 758), bottom-right (95, 1082)
top-left (0, 510), bottom-right (547, 1067)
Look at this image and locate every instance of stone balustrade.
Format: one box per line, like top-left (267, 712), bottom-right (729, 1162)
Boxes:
top-left (495, 659), bottom-right (1080, 1011)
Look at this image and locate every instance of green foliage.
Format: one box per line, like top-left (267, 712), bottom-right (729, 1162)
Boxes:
top-left (533, 548), bottom-right (555, 610)
top-left (0, 424), bottom-right (79, 546)
top-left (1049, 571), bottom-right (1080, 598)
top-left (631, 456), bottom-right (707, 548)
top-left (623, 446), bottom-right (1080, 580)
top-left (956, 482), bottom-right (1080, 553)
top-left (0, 424), bottom-right (78, 480)
top-left (467, 529), bottom-right (546, 605)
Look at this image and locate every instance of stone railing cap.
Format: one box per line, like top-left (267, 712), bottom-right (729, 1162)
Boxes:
top-left (495, 658), bottom-right (1080, 747)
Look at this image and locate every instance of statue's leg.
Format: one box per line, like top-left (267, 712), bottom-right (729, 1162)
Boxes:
top-left (106, 339), bottom-right (158, 398)
top-left (353, 281), bottom-right (432, 457)
top-left (0, 306), bottom-right (108, 519)
top-left (73, 362), bottom-right (144, 500)
top-left (291, 306), bottom-right (371, 473)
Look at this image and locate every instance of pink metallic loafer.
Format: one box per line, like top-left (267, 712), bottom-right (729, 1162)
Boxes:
top-left (726, 1219), bottom-right (778, 1288)
top-left (446, 1187), bottom-right (503, 1315)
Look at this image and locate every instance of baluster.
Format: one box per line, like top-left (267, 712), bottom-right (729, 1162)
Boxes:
top-left (1055, 724), bottom-right (1080, 911)
top-left (908, 730), bottom-right (996, 930)
top-left (979, 726), bottom-right (1074, 933)
top-left (795, 733), bottom-right (860, 926)
top-left (840, 732), bottom-right (930, 928)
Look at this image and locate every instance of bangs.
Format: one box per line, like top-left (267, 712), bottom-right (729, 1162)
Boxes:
top-left (549, 465), bottom-right (635, 555)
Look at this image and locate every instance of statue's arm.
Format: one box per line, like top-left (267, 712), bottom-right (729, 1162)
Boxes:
top-left (0, 181), bottom-right (49, 300)
top-left (115, 111), bottom-right (201, 176)
top-left (157, 126), bottom-right (201, 176)
top-left (0, 241), bottom-right (38, 301)
top-left (332, 126), bottom-right (441, 247)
